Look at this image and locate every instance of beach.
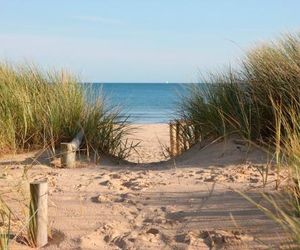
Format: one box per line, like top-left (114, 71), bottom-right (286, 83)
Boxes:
top-left (0, 123), bottom-right (290, 249)
top-left (126, 124), bottom-right (170, 163)
top-left (0, 2), bottom-right (299, 248)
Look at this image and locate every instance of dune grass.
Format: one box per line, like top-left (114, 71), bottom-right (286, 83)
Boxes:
top-left (0, 63), bottom-right (136, 159)
top-left (0, 63), bottom-right (138, 248)
top-left (272, 106), bottom-right (300, 245)
top-left (0, 197), bottom-right (10, 250)
top-left (179, 33), bottom-right (300, 146)
top-left (178, 33), bottom-right (300, 245)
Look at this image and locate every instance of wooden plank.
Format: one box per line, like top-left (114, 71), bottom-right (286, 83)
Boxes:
top-left (70, 129), bottom-right (84, 150)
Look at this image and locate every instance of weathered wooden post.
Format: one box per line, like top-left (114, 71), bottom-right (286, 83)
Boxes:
top-left (29, 180), bottom-right (48, 248)
top-left (61, 143), bottom-right (76, 168)
top-left (188, 123), bottom-right (194, 148)
top-left (182, 121), bottom-right (188, 151)
top-left (175, 121), bottom-right (181, 155)
top-left (61, 129), bottom-right (84, 168)
top-left (169, 122), bottom-right (175, 157)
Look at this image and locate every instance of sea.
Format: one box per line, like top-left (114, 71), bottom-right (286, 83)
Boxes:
top-left (85, 83), bottom-right (189, 124)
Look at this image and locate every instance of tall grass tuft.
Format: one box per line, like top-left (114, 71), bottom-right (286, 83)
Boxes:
top-left (178, 32), bottom-right (300, 246)
top-left (272, 101), bottom-right (300, 244)
top-left (0, 197), bottom-right (11, 250)
top-left (178, 74), bottom-right (261, 143)
top-left (0, 63), bottom-right (136, 159)
top-left (178, 33), bottom-right (300, 146)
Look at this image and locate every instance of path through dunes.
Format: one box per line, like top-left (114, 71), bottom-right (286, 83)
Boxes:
top-left (1, 138), bottom-right (290, 249)
top-left (125, 124), bottom-right (170, 163)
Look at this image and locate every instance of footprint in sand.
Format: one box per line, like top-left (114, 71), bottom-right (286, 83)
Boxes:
top-left (109, 173), bottom-right (122, 179)
top-left (112, 227), bottom-right (167, 248)
top-left (175, 229), bottom-right (254, 249)
top-left (99, 179), bottom-right (123, 190)
top-left (91, 194), bottom-right (115, 203)
top-left (91, 192), bottom-right (139, 206)
top-left (121, 178), bottom-right (153, 191)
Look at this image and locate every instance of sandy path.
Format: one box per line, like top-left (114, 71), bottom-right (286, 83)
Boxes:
top-left (126, 124), bottom-right (170, 163)
top-left (2, 163), bottom-right (288, 250)
top-left (0, 125), bottom-right (291, 249)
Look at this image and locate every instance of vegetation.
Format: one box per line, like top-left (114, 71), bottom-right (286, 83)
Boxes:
top-left (0, 198), bottom-right (10, 250)
top-left (179, 33), bottom-right (300, 145)
top-left (1, 32), bottom-right (300, 248)
top-left (0, 63), bottom-right (136, 159)
top-left (178, 33), bottom-right (300, 246)
top-left (0, 64), bottom-right (138, 249)
top-left (262, 107), bottom-right (300, 245)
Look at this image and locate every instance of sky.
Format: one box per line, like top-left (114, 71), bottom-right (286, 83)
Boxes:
top-left (0, 0), bottom-right (299, 83)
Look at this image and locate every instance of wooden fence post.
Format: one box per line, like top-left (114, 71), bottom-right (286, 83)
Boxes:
top-left (61, 129), bottom-right (84, 168)
top-left (175, 122), bottom-right (180, 155)
top-left (29, 180), bottom-right (48, 247)
top-left (169, 122), bottom-right (175, 157)
top-left (182, 121), bottom-right (188, 151)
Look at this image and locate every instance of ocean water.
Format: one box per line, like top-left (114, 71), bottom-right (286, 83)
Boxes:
top-left (85, 83), bottom-right (188, 124)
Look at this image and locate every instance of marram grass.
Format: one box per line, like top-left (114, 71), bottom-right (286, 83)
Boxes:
top-left (179, 33), bottom-right (300, 146)
top-left (0, 198), bottom-right (10, 250)
top-left (178, 33), bottom-right (300, 246)
top-left (0, 63), bottom-right (136, 159)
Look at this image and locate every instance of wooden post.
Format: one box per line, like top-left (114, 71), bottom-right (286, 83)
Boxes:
top-left (29, 180), bottom-right (48, 248)
top-left (61, 143), bottom-right (76, 168)
top-left (169, 122), bottom-right (175, 157)
top-left (179, 121), bottom-right (184, 154)
top-left (182, 121), bottom-right (188, 151)
top-left (188, 124), bottom-right (193, 148)
top-left (175, 122), bottom-right (180, 155)
top-left (61, 129), bottom-right (84, 168)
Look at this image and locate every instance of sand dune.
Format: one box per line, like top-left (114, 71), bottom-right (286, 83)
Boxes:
top-left (0, 124), bottom-right (291, 250)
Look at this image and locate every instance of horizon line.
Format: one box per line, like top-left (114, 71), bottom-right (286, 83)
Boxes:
top-left (82, 82), bottom-right (194, 84)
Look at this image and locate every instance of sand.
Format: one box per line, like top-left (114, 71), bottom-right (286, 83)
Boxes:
top-left (126, 124), bottom-right (170, 163)
top-left (0, 124), bottom-right (292, 250)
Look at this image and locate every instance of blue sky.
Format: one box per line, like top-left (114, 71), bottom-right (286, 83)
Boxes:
top-left (0, 0), bottom-right (299, 82)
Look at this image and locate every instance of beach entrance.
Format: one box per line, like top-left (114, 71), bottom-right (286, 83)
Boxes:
top-left (125, 124), bottom-right (170, 163)
top-left (123, 120), bottom-right (194, 164)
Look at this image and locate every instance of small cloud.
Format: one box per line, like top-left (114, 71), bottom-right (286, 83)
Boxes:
top-left (73, 15), bottom-right (122, 25)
